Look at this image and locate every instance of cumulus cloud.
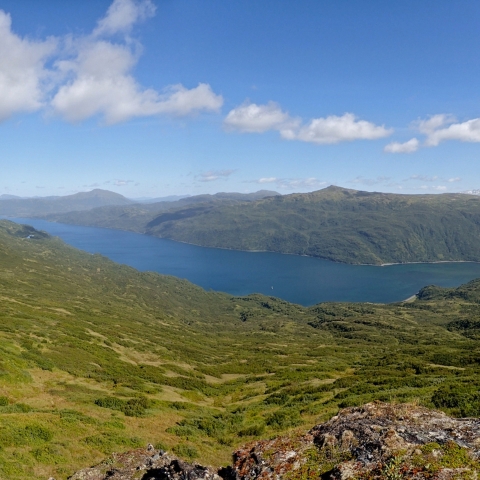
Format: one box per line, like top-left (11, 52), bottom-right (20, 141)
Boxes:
top-left (0, 10), bottom-right (56, 122)
top-left (425, 118), bottom-right (480, 146)
top-left (52, 38), bottom-right (223, 124)
top-left (197, 170), bottom-right (235, 182)
top-left (416, 114), bottom-right (456, 135)
top-left (224, 101), bottom-right (297, 133)
top-left (93, 0), bottom-right (156, 37)
top-left (52, 5), bottom-right (223, 124)
top-left (448, 177), bottom-right (461, 182)
top-left (384, 138), bottom-right (419, 153)
top-left (0, 1), bottom-right (223, 125)
top-left (292, 113), bottom-right (392, 144)
top-left (224, 102), bottom-right (391, 145)
top-left (412, 114), bottom-right (480, 147)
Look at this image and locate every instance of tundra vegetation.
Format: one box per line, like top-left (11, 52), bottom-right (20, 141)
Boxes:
top-left (0, 219), bottom-right (480, 478)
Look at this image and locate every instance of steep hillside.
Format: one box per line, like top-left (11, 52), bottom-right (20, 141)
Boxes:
top-left (1, 219), bottom-right (480, 478)
top-left (43, 190), bottom-right (280, 232)
top-left (42, 186), bottom-right (480, 265)
top-left (0, 189), bottom-right (133, 216)
top-left (144, 186), bottom-right (480, 264)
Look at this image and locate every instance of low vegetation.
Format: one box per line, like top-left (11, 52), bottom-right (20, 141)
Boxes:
top-left (1, 219), bottom-right (480, 478)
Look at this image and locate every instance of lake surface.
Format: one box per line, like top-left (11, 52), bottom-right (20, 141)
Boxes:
top-left (7, 217), bottom-right (480, 306)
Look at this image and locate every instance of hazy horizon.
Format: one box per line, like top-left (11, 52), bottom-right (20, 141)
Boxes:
top-left (2, 0), bottom-right (480, 197)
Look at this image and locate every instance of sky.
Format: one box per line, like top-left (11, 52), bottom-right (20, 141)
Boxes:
top-left (1, 0), bottom-right (480, 198)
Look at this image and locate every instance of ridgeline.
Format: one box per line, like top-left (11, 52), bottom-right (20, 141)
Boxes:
top-left (45, 186), bottom-right (480, 265)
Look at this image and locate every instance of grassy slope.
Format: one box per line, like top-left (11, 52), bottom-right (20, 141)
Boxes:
top-left (1, 219), bottom-right (480, 479)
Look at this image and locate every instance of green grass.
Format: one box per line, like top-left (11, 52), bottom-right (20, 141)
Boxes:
top-left (1, 219), bottom-right (480, 478)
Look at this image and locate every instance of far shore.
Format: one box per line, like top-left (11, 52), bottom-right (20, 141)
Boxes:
top-left (4, 216), bottom-right (480, 269)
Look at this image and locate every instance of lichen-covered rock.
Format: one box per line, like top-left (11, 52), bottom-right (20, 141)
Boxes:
top-left (228, 402), bottom-right (480, 479)
top-left (68, 403), bottom-right (480, 480)
top-left (68, 447), bottom-right (221, 480)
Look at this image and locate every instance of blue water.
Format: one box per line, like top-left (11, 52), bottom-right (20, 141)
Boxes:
top-left (7, 217), bottom-right (480, 306)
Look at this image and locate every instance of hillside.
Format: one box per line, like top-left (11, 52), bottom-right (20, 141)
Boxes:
top-left (0, 189), bottom-right (133, 216)
top-left (144, 186), bottom-right (480, 264)
top-left (43, 190), bottom-right (280, 232)
top-left (1, 219), bottom-right (480, 478)
top-left (43, 186), bottom-right (480, 265)
top-left (70, 402), bottom-right (480, 479)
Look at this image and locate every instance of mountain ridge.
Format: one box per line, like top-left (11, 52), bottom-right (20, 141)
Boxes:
top-left (0, 188), bottom-right (134, 216)
top-left (37, 185), bottom-right (480, 265)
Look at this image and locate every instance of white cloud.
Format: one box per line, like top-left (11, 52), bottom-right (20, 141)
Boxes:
top-left (448, 177), bottom-right (461, 182)
top-left (52, 30), bottom-right (223, 124)
top-left (225, 101), bottom-right (392, 145)
top-left (426, 118), bottom-right (480, 146)
top-left (113, 179), bottom-right (134, 186)
top-left (292, 113), bottom-right (392, 144)
top-left (406, 175), bottom-right (439, 182)
top-left (350, 176), bottom-right (391, 186)
top-left (252, 176), bottom-right (325, 191)
top-left (0, 10), bottom-right (56, 122)
top-left (197, 170), bottom-right (235, 182)
top-left (257, 177), bottom-right (278, 184)
top-left (224, 101), bottom-right (296, 133)
top-left (384, 138), bottom-right (419, 153)
top-left (413, 114), bottom-right (480, 147)
top-left (416, 114), bottom-right (455, 135)
top-left (0, 1), bottom-right (223, 126)
top-left (93, 0), bottom-right (156, 37)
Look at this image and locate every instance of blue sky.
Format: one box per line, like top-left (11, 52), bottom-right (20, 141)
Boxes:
top-left (1, 0), bottom-right (480, 197)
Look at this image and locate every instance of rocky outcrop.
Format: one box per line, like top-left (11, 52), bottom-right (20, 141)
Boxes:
top-left (68, 402), bottom-right (480, 480)
top-left (68, 444), bottom-right (222, 480)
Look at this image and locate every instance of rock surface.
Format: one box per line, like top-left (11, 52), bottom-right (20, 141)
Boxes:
top-left (68, 402), bottom-right (480, 479)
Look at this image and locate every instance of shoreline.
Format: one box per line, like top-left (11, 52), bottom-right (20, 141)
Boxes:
top-left (5, 216), bottom-right (480, 268)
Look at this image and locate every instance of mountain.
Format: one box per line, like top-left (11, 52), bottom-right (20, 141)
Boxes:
top-left (142, 185), bottom-right (480, 264)
top-left (0, 188), bottom-right (134, 216)
top-left (43, 190), bottom-right (281, 232)
top-left (43, 186), bottom-right (480, 265)
top-left (0, 194), bottom-right (22, 200)
top-left (1, 218), bottom-right (480, 478)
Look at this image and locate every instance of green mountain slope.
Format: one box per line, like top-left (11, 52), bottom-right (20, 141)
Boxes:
top-left (1, 219), bottom-right (480, 478)
top-left (144, 186), bottom-right (480, 264)
top-left (44, 186), bottom-right (480, 265)
top-left (0, 189), bottom-right (133, 216)
top-left (43, 190), bottom-right (280, 232)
